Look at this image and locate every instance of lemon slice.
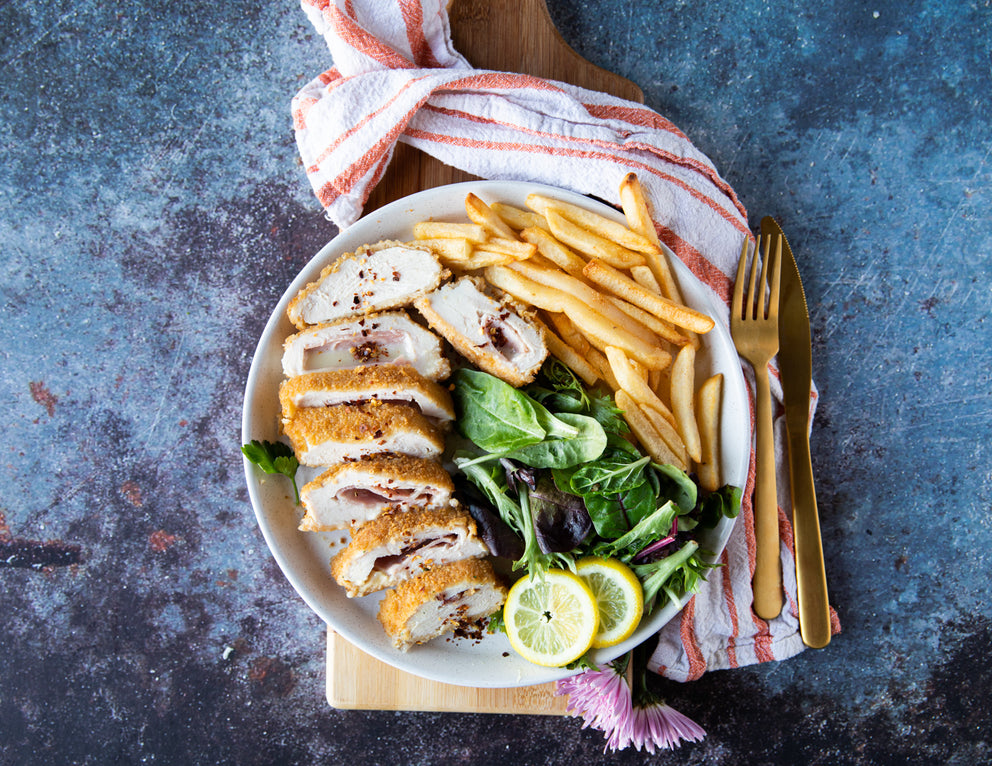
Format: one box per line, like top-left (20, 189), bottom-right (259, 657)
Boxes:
top-left (576, 557), bottom-right (644, 648)
top-left (504, 569), bottom-right (599, 667)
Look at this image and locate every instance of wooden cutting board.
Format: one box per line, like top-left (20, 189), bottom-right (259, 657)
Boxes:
top-left (327, 0), bottom-right (643, 713)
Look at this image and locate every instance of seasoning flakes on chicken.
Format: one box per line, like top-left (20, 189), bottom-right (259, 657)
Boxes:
top-left (281, 310), bottom-right (451, 381)
top-left (283, 402), bottom-right (444, 466)
top-left (298, 455), bottom-right (455, 532)
top-left (376, 558), bottom-right (507, 651)
top-left (331, 505), bottom-right (488, 598)
top-left (414, 277), bottom-right (548, 386)
top-left (279, 366), bottom-right (455, 427)
top-left (287, 240), bottom-right (448, 329)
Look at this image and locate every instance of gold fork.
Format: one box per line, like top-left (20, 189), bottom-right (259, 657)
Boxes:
top-left (731, 233), bottom-right (783, 619)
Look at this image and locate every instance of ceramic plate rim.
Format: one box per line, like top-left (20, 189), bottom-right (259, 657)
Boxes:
top-left (241, 180), bottom-right (749, 688)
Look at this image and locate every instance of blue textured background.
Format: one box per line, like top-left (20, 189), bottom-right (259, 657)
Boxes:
top-left (1, 0), bottom-right (990, 763)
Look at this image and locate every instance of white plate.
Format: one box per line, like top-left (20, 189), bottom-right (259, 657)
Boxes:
top-left (241, 180), bottom-right (749, 688)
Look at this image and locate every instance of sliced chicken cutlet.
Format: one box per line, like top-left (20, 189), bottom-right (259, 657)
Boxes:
top-left (299, 455), bottom-right (455, 532)
top-left (283, 402), bottom-right (443, 466)
top-left (282, 310), bottom-right (451, 381)
top-left (279, 366), bottom-right (454, 427)
top-left (414, 277), bottom-right (548, 386)
top-left (287, 240), bottom-right (447, 329)
top-left (377, 558), bottom-right (507, 651)
top-left (331, 505), bottom-right (488, 598)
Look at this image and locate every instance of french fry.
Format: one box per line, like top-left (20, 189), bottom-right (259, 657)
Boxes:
top-left (409, 237), bottom-right (474, 262)
top-left (648, 368), bottom-right (662, 392)
top-left (544, 312), bottom-right (590, 355)
top-left (474, 238), bottom-right (537, 259)
top-left (507, 260), bottom-right (658, 346)
top-left (486, 266), bottom-right (671, 370)
top-left (696, 373), bottom-right (723, 492)
top-left (519, 226), bottom-right (587, 277)
top-left (536, 321), bottom-right (600, 386)
top-left (640, 402), bottom-right (691, 467)
top-left (484, 266), bottom-right (566, 312)
top-left (670, 344), bottom-right (702, 463)
top-left (413, 221), bottom-right (488, 243)
top-left (525, 193), bottom-right (660, 254)
top-left (631, 265), bottom-right (662, 294)
top-left (587, 347), bottom-right (619, 390)
top-left (603, 294), bottom-right (686, 346)
top-left (618, 173), bottom-right (662, 248)
top-left (544, 211), bottom-right (646, 269)
top-left (454, 251), bottom-right (521, 269)
top-left (583, 259), bottom-right (715, 334)
top-left (491, 202), bottom-right (550, 232)
top-left (618, 172), bottom-right (695, 341)
top-left (465, 193), bottom-right (518, 241)
top-left (615, 390), bottom-right (686, 470)
top-left (604, 346), bottom-right (677, 429)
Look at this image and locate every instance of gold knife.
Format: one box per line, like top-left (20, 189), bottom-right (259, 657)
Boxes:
top-left (761, 217), bottom-right (831, 648)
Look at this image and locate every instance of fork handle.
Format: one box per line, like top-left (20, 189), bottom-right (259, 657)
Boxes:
top-left (751, 363), bottom-right (783, 619)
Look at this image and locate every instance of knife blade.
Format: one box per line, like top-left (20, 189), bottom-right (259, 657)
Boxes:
top-left (761, 217), bottom-right (831, 649)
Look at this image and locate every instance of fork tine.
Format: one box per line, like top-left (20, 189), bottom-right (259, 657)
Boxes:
top-left (768, 235), bottom-right (782, 320)
top-left (747, 235), bottom-right (761, 320)
top-left (757, 234), bottom-right (771, 318)
top-left (732, 236), bottom-right (749, 320)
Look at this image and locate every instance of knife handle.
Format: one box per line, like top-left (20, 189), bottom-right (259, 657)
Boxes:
top-left (751, 364), bottom-right (783, 619)
top-left (787, 420), bottom-right (832, 648)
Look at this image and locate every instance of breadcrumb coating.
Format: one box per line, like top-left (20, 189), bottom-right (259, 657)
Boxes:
top-left (283, 402), bottom-right (443, 465)
top-left (278, 365), bottom-right (454, 423)
top-left (377, 558), bottom-right (507, 650)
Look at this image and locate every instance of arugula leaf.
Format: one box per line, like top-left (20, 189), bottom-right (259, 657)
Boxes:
top-left (630, 541), bottom-right (719, 613)
top-left (241, 440), bottom-right (300, 504)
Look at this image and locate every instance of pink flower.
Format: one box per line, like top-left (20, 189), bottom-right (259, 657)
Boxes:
top-left (556, 665), bottom-right (631, 736)
top-left (627, 700), bottom-right (707, 753)
top-left (555, 654), bottom-right (706, 753)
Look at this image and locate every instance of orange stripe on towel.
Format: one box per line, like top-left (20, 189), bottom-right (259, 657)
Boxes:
top-left (680, 598), bottom-right (707, 681)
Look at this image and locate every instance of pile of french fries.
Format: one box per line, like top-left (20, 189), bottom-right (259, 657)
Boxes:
top-left (408, 173), bottom-right (724, 492)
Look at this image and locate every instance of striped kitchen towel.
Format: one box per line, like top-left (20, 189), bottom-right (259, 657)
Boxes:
top-left (291, 0), bottom-right (839, 681)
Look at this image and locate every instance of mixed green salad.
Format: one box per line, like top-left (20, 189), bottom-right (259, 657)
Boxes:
top-left (450, 360), bottom-right (741, 620)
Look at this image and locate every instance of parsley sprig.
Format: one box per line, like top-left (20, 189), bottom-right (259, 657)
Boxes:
top-left (241, 439), bottom-right (300, 504)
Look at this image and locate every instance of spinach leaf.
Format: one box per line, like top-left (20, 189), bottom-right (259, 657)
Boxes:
top-left (654, 463), bottom-right (698, 513)
top-left (568, 454), bottom-right (652, 496)
top-left (594, 500), bottom-right (682, 562)
top-left (502, 412), bottom-right (607, 468)
top-left (583, 479), bottom-right (659, 539)
top-left (453, 369), bottom-right (546, 452)
top-left (697, 484), bottom-right (743, 528)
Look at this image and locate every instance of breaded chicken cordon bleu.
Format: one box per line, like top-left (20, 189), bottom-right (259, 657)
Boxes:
top-left (282, 310), bottom-right (451, 381)
top-left (414, 276), bottom-right (548, 386)
top-left (283, 401), bottom-right (444, 466)
top-left (331, 505), bottom-right (488, 598)
top-left (279, 366), bottom-right (454, 426)
top-left (287, 240), bottom-right (448, 329)
top-left (298, 455), bottom-right (455, 532)
top-left (377, 558), bottom-right (507, 651)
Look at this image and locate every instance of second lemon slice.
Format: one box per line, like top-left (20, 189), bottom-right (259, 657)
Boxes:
top-left (576, 557), bottom-right (644, 648)
top-left (504, 569), bottom-right (599, 667)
